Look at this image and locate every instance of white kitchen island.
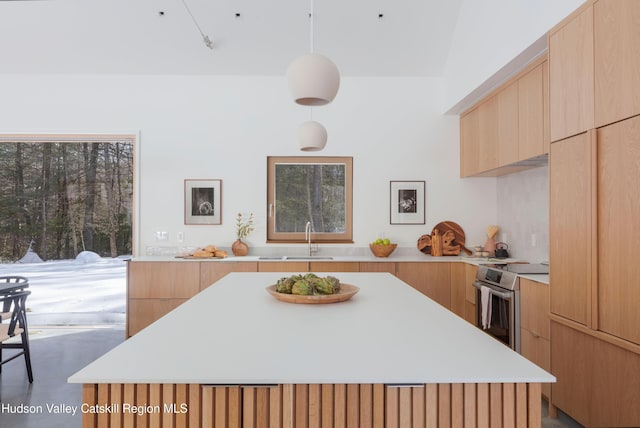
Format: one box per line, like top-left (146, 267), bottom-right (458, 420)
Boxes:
top-left (70, 272), bottom-right (554, 427)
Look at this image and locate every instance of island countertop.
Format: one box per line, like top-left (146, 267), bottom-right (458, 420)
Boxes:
top-left (69, 272), bottom-right (554, 385)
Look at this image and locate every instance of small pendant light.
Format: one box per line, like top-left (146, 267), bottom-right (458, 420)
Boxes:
top-left (298, 109), bottom-right (327, 151)
top-left (286, 0), bottom-right (340, 106)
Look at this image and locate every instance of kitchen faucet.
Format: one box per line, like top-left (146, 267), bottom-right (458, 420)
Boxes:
top-left (305, 221), bottom-right (312, 256)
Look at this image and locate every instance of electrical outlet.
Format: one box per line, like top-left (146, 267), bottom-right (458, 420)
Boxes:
top-left (177, 232), bottom-right (184, 242)
top-left (155, 231), bottom-right (168, 241)
top-left (531, 233), bottom-right (537, 247)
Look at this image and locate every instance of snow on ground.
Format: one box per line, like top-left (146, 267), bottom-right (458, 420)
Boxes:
top-left (0, 256), bottom-right (126, 326)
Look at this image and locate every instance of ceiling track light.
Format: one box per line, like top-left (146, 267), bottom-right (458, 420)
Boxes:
top-left (180, 0), bottom-right (214, 50)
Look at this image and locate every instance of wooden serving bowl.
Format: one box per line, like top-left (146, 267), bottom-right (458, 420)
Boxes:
top-left (369, 243), bottom-right (397, 257)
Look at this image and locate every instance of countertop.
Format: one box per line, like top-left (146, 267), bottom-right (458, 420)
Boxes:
top-left (131, 253), bottom-right (550, 284)
top-left (69, 272), bottom-right (554, 385)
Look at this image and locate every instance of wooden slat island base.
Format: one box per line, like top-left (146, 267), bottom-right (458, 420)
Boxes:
top-left (81, 382), bottom-right (542, 427)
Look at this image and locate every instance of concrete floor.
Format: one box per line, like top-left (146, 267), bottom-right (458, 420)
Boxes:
top-left (0, 327), bottom-right (584, 428)
top-left (0, 327), bottom-right (125, 428)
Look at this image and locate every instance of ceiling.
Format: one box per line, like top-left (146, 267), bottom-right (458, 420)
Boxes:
top-left (0, 0), bottom-right (463, 76)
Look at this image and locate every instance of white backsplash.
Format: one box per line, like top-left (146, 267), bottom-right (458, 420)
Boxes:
top-left (496, 165), bottom-right (549, 263)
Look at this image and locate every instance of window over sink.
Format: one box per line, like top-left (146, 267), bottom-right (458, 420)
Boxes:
top-left (266, 156), bottom-right (353, 243)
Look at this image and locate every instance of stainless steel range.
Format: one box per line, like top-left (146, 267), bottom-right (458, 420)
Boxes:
top-left (472, 265), bottom-right (521, 352)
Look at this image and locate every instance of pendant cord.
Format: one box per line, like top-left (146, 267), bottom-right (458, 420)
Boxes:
top-left (309, 0), bottom-right (314, 53)
top-left (180, 0), bottom-right (214, 49)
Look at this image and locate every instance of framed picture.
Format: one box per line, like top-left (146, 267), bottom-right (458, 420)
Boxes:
top-left (184, 179), bottom-right (222, 225)
top-left (390, 180), bottom-right (425, 225)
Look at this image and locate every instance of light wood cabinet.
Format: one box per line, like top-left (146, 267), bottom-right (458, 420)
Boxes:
top-left (359, 262), bottom-right (396, 274)
top-left (257, 261), bottom-right (308, 272)
top-left (449, 263), bottom-right (466, 319)
top-left (127, 261), bottom-right (200, 299)
top-left (596, 117), bottom-right (640, 346)
top-left (497, 81), bottom-right (519, 166)
top-left (594, 0), bottom-right (640, 128)
top-left (478, 96), bottom-right (499, 173)
top-left (460, 107), bottom-right (480, 177)
top-left (396, 262), bottom-right (451, 309)
top-left (549, 3), bottom-right (594, 142)
top-left (518, 63), bottom-right (545, 160)
top-left (309, 261), bottom-right (359, 272)
top-left (519, 278), bottom-right (550, 399)
top-left (552, 320), bottom-right (640, 427)
top-left (549, 132), bottom-right (592, 326)
top-left (460, 57), bottom-right (549, 177)
top-left (127, 298), bottom-right (186, 337)
top-left (200, 261), bottom-right (257, 290)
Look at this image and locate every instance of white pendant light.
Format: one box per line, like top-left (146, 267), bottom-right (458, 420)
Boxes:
top-left (298, 119), bottom-right (327, 151)
top-left (286, 0), bottom-right (340, 106)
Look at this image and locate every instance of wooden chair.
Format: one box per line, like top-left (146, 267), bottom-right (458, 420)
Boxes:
top-left (0, 276), bottom-right (29, 320)
top-left (0, 290), bottom-right (33, 383)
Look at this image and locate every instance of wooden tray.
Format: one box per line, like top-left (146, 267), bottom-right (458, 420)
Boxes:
top-left (265, 283), bottom-right (359, 304)
top-left (174, 255), bottom-right (226, 259)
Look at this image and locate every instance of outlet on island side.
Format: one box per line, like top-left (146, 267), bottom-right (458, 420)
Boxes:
top-left (530, 233), bottom-right (537, 247)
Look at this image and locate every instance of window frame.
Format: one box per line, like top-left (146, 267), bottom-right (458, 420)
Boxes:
top-left (266, 156), bottom-right (353, 243)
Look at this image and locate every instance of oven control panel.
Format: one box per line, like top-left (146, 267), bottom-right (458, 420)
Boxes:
top-left (476, 265), bottom-right (519, 290)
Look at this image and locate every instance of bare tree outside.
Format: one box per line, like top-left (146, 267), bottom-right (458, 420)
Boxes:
top-left (0, 141), bottom-right (134, 261)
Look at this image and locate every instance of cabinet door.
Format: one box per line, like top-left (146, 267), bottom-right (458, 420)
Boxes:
top-left (597, 117), bottom-right (640, 345)
top-left (520, 278), bottom-right (550, 340)
top-left (127, 298), bottom-right (187, 337)
top-left (594, 0), bottom-right (640, 127)
top-left (200, 261), bottom-right (258, 290)
top-left (549, 5), bottom-right (594, 142)
top-left (460, 107), bottom-right (480, 177)
top-left (449, 263), bottom-right (466, 318)
top-left (478, 96), bottom-right (499, 173)
top-left (549, 132), bottom-right (592, 326)
top-left (518, 64), bottom-right (545, 160)
top-left (359, 262), bottom-right (396, 274)
top-left (258, 262), bottom-right (309, 272)
top-left (128, 261), bottom-right (200, 299)
top-left (396, 263), bottom-right (451, 308)
top-left (551, 321), bottom-right (640, 427)
top-left (497, 81), bottom-right (519, 166)
top-left (309, 262), bottom-right (359, 272)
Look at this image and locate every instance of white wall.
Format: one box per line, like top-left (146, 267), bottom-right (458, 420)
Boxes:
top-left (496, 166), bottom-right (549, 263)
top-left (443, 0), bottom-right (584, 112)
top-left (0, 74), bottom-right (496, 256)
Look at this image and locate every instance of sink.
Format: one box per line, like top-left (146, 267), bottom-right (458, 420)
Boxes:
top-left (284, 256), bottom-right (334, 260)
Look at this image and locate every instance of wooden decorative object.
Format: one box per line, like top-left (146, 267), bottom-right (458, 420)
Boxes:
top-left (265, 284), bottom-right (360, 304)
top-left (431, 229), bottom-right (443, 257)
top-left (417, 234), bottom-right (432, 254)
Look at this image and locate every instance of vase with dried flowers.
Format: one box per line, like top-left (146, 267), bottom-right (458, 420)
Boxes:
top-left (232, 212), bottom-right (254, 256)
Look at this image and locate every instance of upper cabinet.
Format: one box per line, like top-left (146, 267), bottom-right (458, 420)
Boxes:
top-left (550, 0), bottom-right (640, 141)
top-left (518, 64), bottom-right (545, 160)
top-left (594, 0), bottom-right (640, 128)
top-left (460, 58), bottom-right (548, 178)
top-left (549, 4), bottom-right (594, 142)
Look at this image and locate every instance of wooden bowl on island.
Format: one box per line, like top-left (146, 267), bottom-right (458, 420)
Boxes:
top-left (369, 243), bottom-right (397, 257)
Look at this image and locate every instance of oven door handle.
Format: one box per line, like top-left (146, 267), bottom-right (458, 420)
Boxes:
top-left (472, 281), bottom-right (513, 301)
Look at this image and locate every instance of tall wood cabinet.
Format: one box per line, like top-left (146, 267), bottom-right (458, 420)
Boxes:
top-left (594, 0), bottom-right (640, 128)
top-left (551, 0), bottom-right (640, 140)
top-left (549, 3), bottom-right (594, 142)
top-left (548, 3), bottom-right (640, 425)
top-left (548, 132), bottom-right (592, 326)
